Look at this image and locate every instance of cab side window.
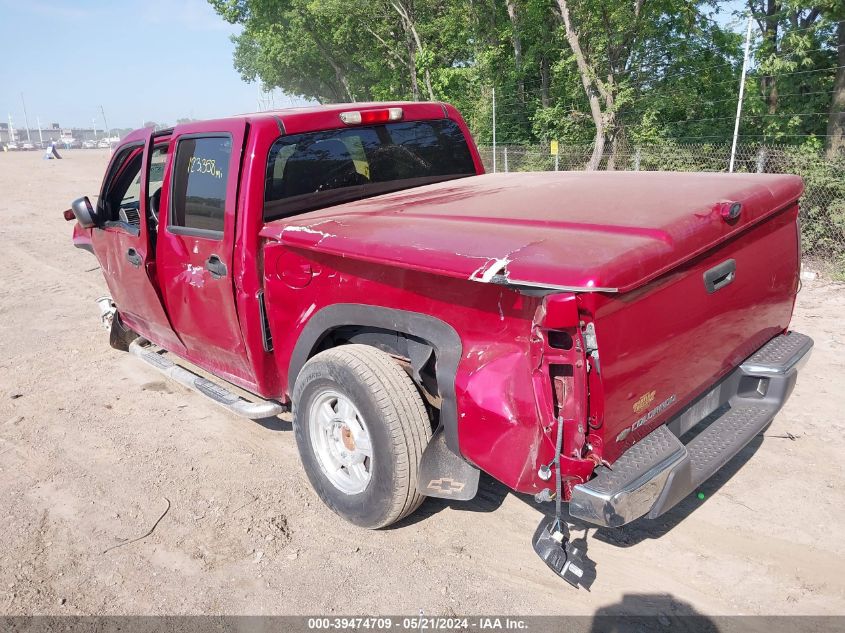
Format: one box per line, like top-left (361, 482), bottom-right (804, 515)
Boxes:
top-left (169, 136), bottom-right (232, 235)
top-left (101, 145), bottom-right (144, 227)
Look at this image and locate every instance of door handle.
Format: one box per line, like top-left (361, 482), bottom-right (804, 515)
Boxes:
top-left (205, 254), bottom-right (227, 279)
top-left (703, 259), bottom-right (736, 293)
top-left (126, 248), bottom-right (142, 268)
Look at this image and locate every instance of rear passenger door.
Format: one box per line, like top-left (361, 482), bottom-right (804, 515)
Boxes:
top-left (156, 120), bottom-right (254, 386)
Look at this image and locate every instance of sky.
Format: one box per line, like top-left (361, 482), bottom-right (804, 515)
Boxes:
top-left (0, 0), bottom-right (747, 133)
top-left (0, 0), bottom-right (307, 131)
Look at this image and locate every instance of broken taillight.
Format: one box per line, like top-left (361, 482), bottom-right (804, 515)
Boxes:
top-left (339, 108), bottom-right (403, 126)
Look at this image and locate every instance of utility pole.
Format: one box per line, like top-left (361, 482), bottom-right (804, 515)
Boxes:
top-left (492, 87), bottom-right (497, 173)
top-left (99, 105), bottom-right (111, 141)
top-left (729, 15), bottom-right (753, 173)
top-left (20, 93), bottom-right (32, 142)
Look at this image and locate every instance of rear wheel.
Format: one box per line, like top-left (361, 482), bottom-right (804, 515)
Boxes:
top-left (292, 344), bottom-right (432, 528)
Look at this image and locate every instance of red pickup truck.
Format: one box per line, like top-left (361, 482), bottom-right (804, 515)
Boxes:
top-left (67, 102), bottom-right (811, 585)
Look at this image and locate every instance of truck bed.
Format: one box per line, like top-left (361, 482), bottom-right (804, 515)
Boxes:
top-left (263, 169), bottom-right (804, 474)
top-left (261, 171), bottom-right (803, 293)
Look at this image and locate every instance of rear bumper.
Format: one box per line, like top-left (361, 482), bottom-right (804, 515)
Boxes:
top-left (569, 331), bottom-right (813, 528)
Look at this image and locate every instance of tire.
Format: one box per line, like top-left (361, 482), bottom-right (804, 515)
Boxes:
top-left (292, 344), bottom-right (433, 529)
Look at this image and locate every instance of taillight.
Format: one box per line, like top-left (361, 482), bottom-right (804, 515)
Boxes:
top-left (339, 108), bottom-right (403, 125)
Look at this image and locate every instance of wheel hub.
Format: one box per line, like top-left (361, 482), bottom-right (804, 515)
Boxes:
top-left (340, 426), bottom-right (356, 451)
top-left (308, 390), bottom-right (373, 495)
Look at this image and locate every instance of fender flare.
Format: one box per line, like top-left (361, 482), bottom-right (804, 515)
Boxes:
top-left (288, 304), bottom-right (463, 455)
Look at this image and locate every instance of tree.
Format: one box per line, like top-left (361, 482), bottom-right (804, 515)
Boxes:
top-left (744, 1), bottom-right (842, 147)
top-left (552, 0), bottom-right (739, 168)
top-left (828, 18), bottom-right (845, 155)
top-left (208, 0), bottom-right (839, 159)
top-left (554, 0), bottom-right (624, 169)
top-left (505, 0), bottom-right (525, 104)
top-left (390, 0), bottom-right (435, 100)
top-left (209, 0), bottom-right (470, 104)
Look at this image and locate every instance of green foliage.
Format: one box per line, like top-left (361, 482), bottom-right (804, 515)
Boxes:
top-left (782, 143), bottom-right (845, 266)
top-left (208, 0), bottom-right (844, 270)
top-left (208, 0), bottom-right (839, 149)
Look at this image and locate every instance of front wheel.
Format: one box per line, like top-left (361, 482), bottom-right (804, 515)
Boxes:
top-left (292, 345), bottom-right (433, 528)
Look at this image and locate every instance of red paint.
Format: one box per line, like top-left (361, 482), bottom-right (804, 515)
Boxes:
top-left (262, 170), bottom-right (803, 293)
top-left (155, 118), bottom-right (255, 389)
top-left (70, 102), bottom-right (804, 497)
top-left (85, 129), bottom-right (185, 354)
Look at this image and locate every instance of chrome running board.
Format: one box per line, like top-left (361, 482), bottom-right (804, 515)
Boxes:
top-left (128, 339), bottom-right (285, 420)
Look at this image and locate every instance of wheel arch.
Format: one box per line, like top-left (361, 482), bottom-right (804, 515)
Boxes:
top-left (288, 304), bottom-right (463, 454)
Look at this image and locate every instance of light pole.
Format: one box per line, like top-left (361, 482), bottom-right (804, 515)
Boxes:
top-left (729, 15), bottom-right (754, 173)
top-left (100, 105), bottom-right (111, 142)
top-left (20, 93), bottom-right (32, 143)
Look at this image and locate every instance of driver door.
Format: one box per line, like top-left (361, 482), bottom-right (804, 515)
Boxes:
top-left (89, 130), bottom-right (185, 353)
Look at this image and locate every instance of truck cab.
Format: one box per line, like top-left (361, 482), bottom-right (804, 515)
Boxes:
top-left (74, 103), bottom-right (481, 392)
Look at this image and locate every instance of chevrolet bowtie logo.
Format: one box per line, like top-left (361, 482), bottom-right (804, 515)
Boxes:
top-left (427, 478), bottom-right (466, 494)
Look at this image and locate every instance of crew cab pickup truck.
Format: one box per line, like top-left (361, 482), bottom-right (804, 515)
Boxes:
top-left (67, 102), bottom-right (812, 582)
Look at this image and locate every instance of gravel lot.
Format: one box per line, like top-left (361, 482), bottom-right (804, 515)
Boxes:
top-left (1, 149), bottom-right (844, 617)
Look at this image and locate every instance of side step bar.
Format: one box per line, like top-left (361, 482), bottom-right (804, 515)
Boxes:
top-left (129, 339), bottom-right (285, 420)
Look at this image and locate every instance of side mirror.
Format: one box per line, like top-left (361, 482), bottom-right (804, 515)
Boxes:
top-left (71, 196), bottom-right (98, 228)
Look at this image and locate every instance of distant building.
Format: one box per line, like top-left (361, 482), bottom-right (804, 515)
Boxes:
top-left (1, 124), bottom-right (124, 145)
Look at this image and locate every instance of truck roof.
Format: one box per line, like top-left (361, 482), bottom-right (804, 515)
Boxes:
top-left (249, 102), bottom-right (456, 135)
top-left (235, 101), bottom-right (440, 120)
top-left (122, 102), bottom-right (454, 141)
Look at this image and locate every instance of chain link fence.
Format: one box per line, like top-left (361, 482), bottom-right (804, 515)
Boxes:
top-left (477, 143), bottom-right (845, 278)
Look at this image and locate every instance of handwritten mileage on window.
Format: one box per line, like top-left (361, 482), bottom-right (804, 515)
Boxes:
top-left (188, 156), bottom-right (224, 179)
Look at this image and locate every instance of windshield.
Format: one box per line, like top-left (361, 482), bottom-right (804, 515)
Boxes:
top-left (264, 119), bottom-right (476, 220)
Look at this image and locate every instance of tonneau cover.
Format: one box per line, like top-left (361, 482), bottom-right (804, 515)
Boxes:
top-left (260, 171), bottom-right (804, 293)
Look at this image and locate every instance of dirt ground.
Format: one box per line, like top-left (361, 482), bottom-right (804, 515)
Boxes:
top-left (1, 149), bottom-right (844, 617)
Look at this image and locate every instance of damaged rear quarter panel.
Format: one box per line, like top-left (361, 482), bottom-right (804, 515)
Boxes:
top-left (262, 242), bottom-right (564, 493)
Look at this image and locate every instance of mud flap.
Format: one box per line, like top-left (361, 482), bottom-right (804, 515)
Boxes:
top-left (532, 517), bottom-right (596, 590)
top-left (109, 312), bottom-right (140, 352)
top-left (417, 426), bottom-right (480, 500)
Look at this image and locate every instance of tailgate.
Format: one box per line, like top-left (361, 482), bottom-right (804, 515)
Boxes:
top-left (588, 202), bottom-right (801, 464)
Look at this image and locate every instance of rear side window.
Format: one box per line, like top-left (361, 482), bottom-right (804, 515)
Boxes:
top-left (264, 119), bottom-right (476, 220)
top-left (170, 136), bottom-right (232, 234)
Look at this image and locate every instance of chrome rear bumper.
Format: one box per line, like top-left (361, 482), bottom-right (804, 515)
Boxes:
top-left (568, 331), bottom-right (813, 528)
